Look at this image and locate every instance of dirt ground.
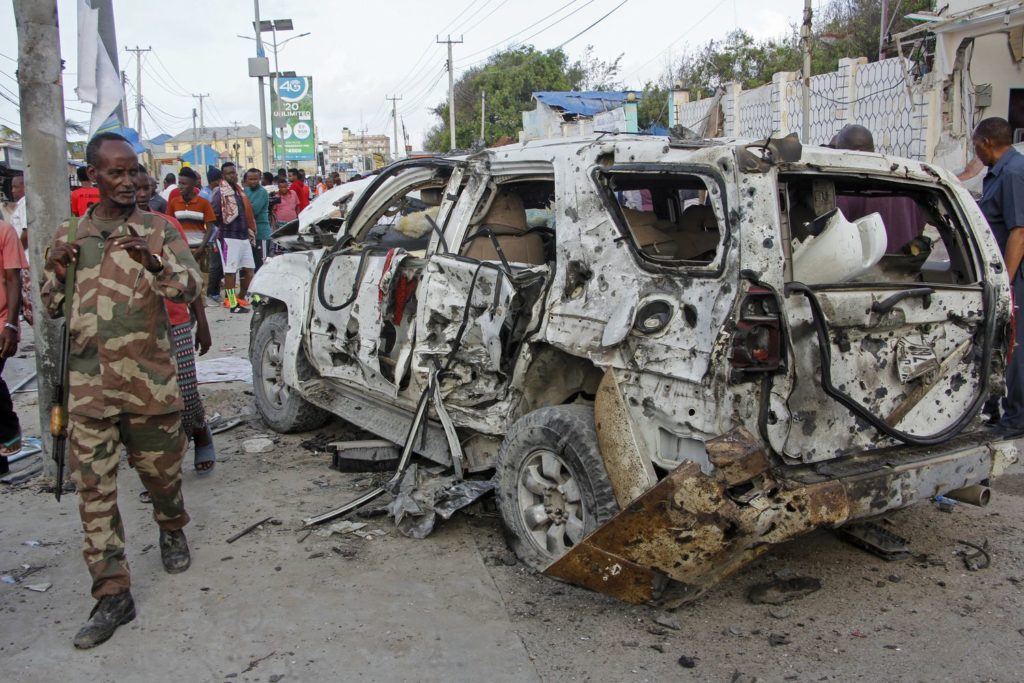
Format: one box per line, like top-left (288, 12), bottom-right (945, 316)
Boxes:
top-left (2, 303), bottom-right (1023, 682)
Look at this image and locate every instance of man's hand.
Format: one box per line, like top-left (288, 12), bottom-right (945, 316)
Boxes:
top-left (0, 326), bottom-right (16, 359)
top-left (115, 226), bottom-right (161, 271)
top-left (195, 318), bottom-right (212, 356)
top-left (47, 243), bottom-right (80, 283)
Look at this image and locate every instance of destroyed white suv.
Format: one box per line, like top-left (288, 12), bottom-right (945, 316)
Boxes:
top-left (249, 135), bottom-right (1018, 604)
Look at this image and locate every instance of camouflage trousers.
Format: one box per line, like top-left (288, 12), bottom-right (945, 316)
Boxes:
top-left (68, 411), bottom-right (190, 598)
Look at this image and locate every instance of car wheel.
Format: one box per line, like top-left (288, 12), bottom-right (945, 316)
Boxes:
top-left (495, 405), bottom-right (619, 571)
top-left (251, 310), bottom-right (330, 433)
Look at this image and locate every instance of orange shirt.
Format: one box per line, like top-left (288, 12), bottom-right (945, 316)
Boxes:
top-left (0, 220), bottom-right (28, 329)
top-left (166, 192), bottom-right (215, 247)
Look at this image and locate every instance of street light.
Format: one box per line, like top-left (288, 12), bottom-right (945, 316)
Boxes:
top-left (237, 32), bottom-right (311, 75)
top-left (239, 19), bottom-right (309, 168)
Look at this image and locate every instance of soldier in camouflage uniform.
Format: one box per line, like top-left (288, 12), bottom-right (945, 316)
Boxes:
top-left (42, 132), bottom-right (202, 649)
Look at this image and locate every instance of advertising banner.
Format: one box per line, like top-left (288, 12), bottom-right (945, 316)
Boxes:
top-left (272, 76), bottom-right (315, 161)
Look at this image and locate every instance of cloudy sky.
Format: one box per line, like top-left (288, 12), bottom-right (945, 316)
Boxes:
top-left (0, 0), bottom-right (801, 151)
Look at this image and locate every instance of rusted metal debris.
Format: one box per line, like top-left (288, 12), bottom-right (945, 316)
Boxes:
top-left (545, 427), bottom-right (848, 606)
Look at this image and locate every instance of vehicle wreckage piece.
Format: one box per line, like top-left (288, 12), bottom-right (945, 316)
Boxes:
top-left (544, 426), bottom-right (1017, 606)
top-left (545, 427), bottom-right (846, 606)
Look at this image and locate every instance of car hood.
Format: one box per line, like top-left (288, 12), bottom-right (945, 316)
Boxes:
top-left (298, 176), bottom-right (379, 235)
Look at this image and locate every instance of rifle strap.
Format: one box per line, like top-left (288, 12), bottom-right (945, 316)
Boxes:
top-left (60, 218), bottom-right (78, 407)
top-left (62, 218), bottom-right (78, 319)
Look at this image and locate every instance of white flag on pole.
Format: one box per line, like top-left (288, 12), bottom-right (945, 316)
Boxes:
top-left (76, 0), bottom-right (124, 136)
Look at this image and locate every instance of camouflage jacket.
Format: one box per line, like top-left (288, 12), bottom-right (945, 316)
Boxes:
top-left (41, 206), bottom-right (201, 418)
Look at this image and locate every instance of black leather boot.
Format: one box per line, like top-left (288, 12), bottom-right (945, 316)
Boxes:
top-left (73, 591), bottom-right (136, 649)
top-left (159, 529), bottom-right (191, 573)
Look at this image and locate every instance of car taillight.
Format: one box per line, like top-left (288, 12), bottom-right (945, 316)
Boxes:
top-left (730, 287), bottom-right (785, 382)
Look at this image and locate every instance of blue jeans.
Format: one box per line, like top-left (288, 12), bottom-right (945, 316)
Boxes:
top-left (1001, 273), bottom-right (1024, 428)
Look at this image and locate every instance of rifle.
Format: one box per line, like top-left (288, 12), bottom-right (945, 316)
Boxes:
top-left (50, 219), bottom-right (77, 502)
top-left (50, 318), bottom-right (70, 501)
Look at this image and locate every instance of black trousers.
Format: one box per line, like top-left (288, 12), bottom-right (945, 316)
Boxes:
top-left (207, 244), bottom-right (223, 298)
top-left (0, 357), bottom-right (19, 443)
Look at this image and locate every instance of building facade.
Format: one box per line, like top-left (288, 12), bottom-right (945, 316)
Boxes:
top-left (164, 125), bottom-right (269, 170)
top-left (338, 127), bottom-right (390, 171)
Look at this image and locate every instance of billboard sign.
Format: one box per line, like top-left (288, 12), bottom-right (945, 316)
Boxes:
top-left (272, 76), bottom-right (315, 161)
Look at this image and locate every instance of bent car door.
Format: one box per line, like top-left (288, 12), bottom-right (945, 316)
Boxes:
top-left (773, 170), bottom-right (1006, 461)
top-left (305, 159), bottom-right (462, 398)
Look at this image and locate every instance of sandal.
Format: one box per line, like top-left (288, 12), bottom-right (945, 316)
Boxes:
top-left (194, 426), bottom-right (216, 475)
top-left (0, 434), bottom-right (22, 457)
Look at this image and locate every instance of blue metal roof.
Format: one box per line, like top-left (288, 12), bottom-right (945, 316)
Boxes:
top-left (533, 91), bottom-right (638, 117)
top-left (179, 144), bottom-right (221, 165)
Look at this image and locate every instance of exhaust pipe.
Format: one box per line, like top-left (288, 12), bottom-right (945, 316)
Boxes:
top-left (943, 485), bottom-right (991, 507)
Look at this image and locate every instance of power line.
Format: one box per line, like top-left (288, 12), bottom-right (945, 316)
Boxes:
top-left (557, 0), bottom-right (629, 49)
top-left (0, 90), bottom-right (20, 109)
top-left (449, 0), bottom-right (497, 35)
top-left (141, 60), bottom-right (190, 98)
top-left (461, 0), bottom-right (511, 35)
top-left (457, 0), bottom-right (579, 63)
top-left (398, 66), bottom-right (448, 115)
top-left (149, 49), bottom-right (193, 98)
top-left (626, 0), bottom-right (729, 83)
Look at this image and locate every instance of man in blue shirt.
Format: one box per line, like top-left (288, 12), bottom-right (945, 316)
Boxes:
top-left (242, 168), bottom-right (272, 270)
top-left (974, 117), bottom-right (1024, 431)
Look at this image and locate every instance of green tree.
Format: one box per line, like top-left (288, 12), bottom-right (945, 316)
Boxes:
top-left (813, 0), bottom-right (934, 72)
top-left (670, 0), bottom-right (935, 98)
top-left (425, 45), bottom-right (619, 152)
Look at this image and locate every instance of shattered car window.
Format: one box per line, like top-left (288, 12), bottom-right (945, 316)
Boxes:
top-left (781, 175), bottom-right (976, 286)
top-left (459, 179), bottom-right (556, 266)
top-left (599, 171), bottom-right (724, 267)
top-left (357, 183), bottom-right (447, 252)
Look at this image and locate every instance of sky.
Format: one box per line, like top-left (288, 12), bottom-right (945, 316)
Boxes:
top-left (0, 0), bottom-right (802, 152)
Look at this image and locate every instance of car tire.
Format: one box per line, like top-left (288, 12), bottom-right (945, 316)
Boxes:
top-left (251, 310), bottom-right (331, 433)
top-left (495, 405), bottom-right (619, 572)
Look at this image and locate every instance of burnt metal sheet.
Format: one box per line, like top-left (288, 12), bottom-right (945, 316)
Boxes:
top-left (594, 368), bottom-right (657, 508)
top-left (546, 427), bottom-right (850, 606)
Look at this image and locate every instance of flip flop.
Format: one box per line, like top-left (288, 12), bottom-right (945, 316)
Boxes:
top-left (194, 425), bottom-right (216, 475)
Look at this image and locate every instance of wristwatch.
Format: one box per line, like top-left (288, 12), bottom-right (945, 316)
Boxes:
top-left (146, 254), bottom-right (164, 273)
top-left (4, 323), bottom-right (16, 332)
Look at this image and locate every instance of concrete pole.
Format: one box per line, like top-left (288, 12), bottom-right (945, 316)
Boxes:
top-left (387, 95), bottom-right (402, 161)
top-left (13, 0), bottom-right (70, 481)
top-left (480, 91), bottom-right (486, 144)
top-left (254, 0), bottom-right (270, 171)
top-left (120, 70), bottom-right (129, 124)
top-left (437, 35), bottom-right (463, 150)
top-left (879, 0), bottom-right (889, 61)
top-left (126, 46), bottom-right (151, 133)
top-left (801, 0), bottom-right (812, 143)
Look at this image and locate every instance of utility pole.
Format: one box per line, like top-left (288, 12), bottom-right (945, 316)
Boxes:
top-left (800, 0), bottom-right (812, 143)
top-left (192, 93), bottom-right (209, 131)
top-left (254, 0), bottom-right (270, 171)
top-left (14, 0), bottom-right (70, 482)
top-left (125, 45), bottom-right (151, 133)
top-left (387, 95), bottom-right (402, 162)
top-left (879, 0), bottom-right (889, 61)
top-left (120, 70), bottom-right (129, 123)
top-left (480, 91), bottom-right (486, 145)
top-left (192, 93), bottom-right (209, 177)
top-left (437, 35), bottom-right (463, 151)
